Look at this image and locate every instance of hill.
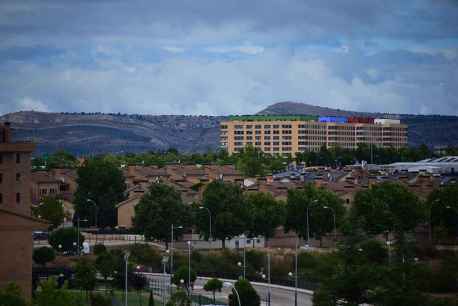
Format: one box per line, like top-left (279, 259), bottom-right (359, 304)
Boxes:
top-left (1, 111), bottom-right (221, 155)
top-left (1, 102), bottom-right (457, 155)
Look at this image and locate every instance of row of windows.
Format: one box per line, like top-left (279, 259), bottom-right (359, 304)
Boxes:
top-left (0, 192), bottom-right (21, 204)
top-left (0, 153), bottom-right (22, 164)
top-left (0, 172), bottom-right (22, 183)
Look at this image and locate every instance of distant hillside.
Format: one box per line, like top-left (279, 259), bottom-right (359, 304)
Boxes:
top-left (1, 111), bottom-right (221, 155)
top-left (258, 102), bottom-right (458, 147)
top-left (1, 102), bottom-right (457, 155)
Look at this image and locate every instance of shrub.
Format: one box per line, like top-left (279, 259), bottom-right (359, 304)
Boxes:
top-left (0, 283), bottom-right (27, 306)
top-left (93, 244), bottom-right (107, 256)
top-left (229, 279), bottom-right (260, 306)
top-left (33, 247), bottom-right (56, 266)
top-left (90, 292), bottom-right (111, 306)
top-left (48, 227), bottom-right (84, 254)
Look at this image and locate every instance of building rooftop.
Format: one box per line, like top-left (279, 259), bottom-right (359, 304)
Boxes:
top-left (225, 115), bottom-right (318, 122)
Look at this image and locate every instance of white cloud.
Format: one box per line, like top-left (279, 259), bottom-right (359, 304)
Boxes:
top-left (18, 97), bottom-right (50, 112)
top-left (162, 46), bottom-right (186, 54)
top-left (205, 44), bottom-right (265, 55)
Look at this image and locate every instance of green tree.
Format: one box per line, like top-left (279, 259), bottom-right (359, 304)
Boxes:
top-left (47, 150), bottom-right (79, 169)
top-left (133, 183), bottom-right (189, 248)
top-left (203, 278), bottom-right (223, 304)
top-left (284, 184), bottom-right (346, 242)
top-left (0, 283), bottom-right (27, 306)
top-left (33, 197), bottom-right (65, 230)
top-left (48, 227), bottom-right (84, 253)
top-left (33, 247), bottom-right (56, 267)
top-left (74, 157), bottom-right (126, 227)
top-left (427, 185), bottom-right (458, 238)
top-left (172, 266), bottom-right (197, 294)
top-left (165, 289), bottom-right (190, 306)
top-left (75, 259), bottom-right (97, 300)
top-left (199, 181), bottom-right (248, 248)
top-left (34, 278), bottom-right (78, 306)
top-left (95, 252), bottom-right (116, 287)
top-left (235, 145), bottom-right (267, 177)
top-left (228, 279), bottom-right (260, 306)
top-left (245, 192), bottom-right (285, 243)
top-left (148, 291), bottom-right (155, 306)
top-left (90, 292), bottom-right (111, 306)
top-left (351, 182), bottom-right (424, 262)
top-left (93, 244), bottom-right (107, 256)
top-left (129, 244), bottom-right (161, 271)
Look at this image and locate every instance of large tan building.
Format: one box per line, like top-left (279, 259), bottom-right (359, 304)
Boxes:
top-left (0, 122), bottom-right (46, 300)
top-left (220, 115), bottom-right (408, 155)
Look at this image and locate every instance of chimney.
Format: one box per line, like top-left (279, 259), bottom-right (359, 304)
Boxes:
top-left (2, 122), bottom-right (11, 143)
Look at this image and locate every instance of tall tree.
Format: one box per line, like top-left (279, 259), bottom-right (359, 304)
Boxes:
top-left (235, 145), bottom-right (267, 177)
top-left (32, 197), bottom-right (65, 230)
top-left (199, 181), bottom-right (248, 248)
top-left (284, 184), bottom-right (346, 242)
top-left (351, 182), bottom-right (424, 262)
top-left (133, 183), bottom-right (189, 248)
top-left (74, 259), bottom-right (97, 301)
top-left (74, 158), bottom-right (126, 228)
top-left (427, 185), bottom-right (458, 238)
top-left (245, 192), bottom-right (285, 243)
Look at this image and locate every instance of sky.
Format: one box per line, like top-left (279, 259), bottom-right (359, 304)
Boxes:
top-left (0, 0), bottom-right (457, 116)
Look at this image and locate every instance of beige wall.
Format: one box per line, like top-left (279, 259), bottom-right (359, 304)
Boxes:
top-left (221, 119), bottom-right (408, 155)
top-left (117, 197), bottom-right (141, 228)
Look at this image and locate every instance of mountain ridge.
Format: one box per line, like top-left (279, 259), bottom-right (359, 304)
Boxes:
top-left (1, 102), bottom-right (457, 155)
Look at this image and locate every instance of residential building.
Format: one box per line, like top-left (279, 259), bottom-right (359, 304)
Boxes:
top-left (220, 115), bottom-right (408, 155)
top-left (0, 122), bottom-right (46, 300)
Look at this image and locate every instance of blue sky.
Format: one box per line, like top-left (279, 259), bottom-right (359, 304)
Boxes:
top-left (0, 0), bottom-right (457, 115)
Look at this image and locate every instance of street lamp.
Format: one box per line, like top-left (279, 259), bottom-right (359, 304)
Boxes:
top-left (124, 252), bottom-right (130, 306)
top-left (266, 252), bottom-right (271, 306)
top-left (170, 224), bottom-right (183, 275)
top-left (77, 217), bottom-right (88, 256)
top-left (86, 199), bottom-right (98, 228)
top-left (306, 199), bottom-right (319, 247)
top-left (240, 234), bottom-right (246, 279)
top-left (187, 241), bottom-right (192, 297)
top-left (290, 238), bottom-right (299, 306)
top-left (199, 207), bottom-right (212, 241)
top-left (323, 206), bottom-right (337, 242)
top-left (223, 282), bottom-right (241, 306)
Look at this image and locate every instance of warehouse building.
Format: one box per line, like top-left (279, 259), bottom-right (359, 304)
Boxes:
top-left (220, 115), bottom-right (408, 155)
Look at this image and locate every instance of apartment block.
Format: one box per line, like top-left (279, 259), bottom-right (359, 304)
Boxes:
top-left (0, 122), bottom-right (46, 300)
top-left (220, 115), bottom-right (408, 155)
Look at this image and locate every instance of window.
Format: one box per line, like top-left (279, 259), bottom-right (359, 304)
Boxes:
top-left (16, 153), bottom-right (21, 164)
top-left (16, 173), bottom-right (20, 182)
top-left (255, 125), bottom-right (262, 129)
top-left (220, 125), bottom-right (228, 129)
top-left (0, 154), bottom-right (2, 164)
top-left (264, 125), bottom-right (271, 129)
top-left (16, 193), bottom-right (20, 204)
top-left (0, 173), bottom-right (2, 183)
top-left (0, 193), bottom-right (2, 204)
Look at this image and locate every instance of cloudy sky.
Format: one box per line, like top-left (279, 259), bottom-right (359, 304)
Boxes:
top-left (0, 0), bottom-right (457, 116)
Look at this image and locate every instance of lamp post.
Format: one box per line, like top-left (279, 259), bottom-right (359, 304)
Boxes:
top-left (77, 217), bottom-right (88, 256)
top-left (241, 234), bottom-right (246, 279)
top-left (266, 252), bottom-right (271, 306)
top-left (323, 206), bottom-right (337, 241)
top-left (199, 207), bottom-right (212, 242)
top-left (223, 282), bottom-right (241, 306)
top-left (170, 224), bottom-right (183, 275)
top-left (187, 241), bottom-right (192, 297)
top-left (124, 252), bottom-right (130, 306)
top-left (306, 199), bottom-right (319, 247)
top-left (86, 199), bottom-right (98, 228)
top-left (289, 238), bottom-right (299, 306)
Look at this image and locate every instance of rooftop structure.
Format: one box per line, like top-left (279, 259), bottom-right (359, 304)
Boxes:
top-left (386, 156), bottom-right (458, 174)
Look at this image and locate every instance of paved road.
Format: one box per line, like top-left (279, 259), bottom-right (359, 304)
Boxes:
top-left (144, 273), bottom-right (313, 306)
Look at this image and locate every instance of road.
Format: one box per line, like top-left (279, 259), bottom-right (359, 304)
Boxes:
top-left (144, 273), bottom-right (313, 306)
